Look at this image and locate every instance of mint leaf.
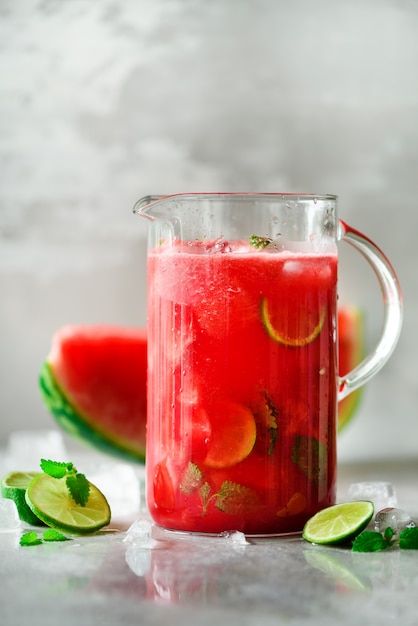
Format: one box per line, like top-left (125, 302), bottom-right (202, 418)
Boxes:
top-left (399, 527), bottom-right (418, 550)
top-left (292, 435), bottom-right (327, 483)
top-left (180, 462), bottom-right (204, 495)
top-left (215, 481), bottom-right (259, 515)
top-left (384, 526), bottom-right (394, 541)
top-left (249, 234), bottom-right (272, 249)
top-left (66, 473), bottom-right (90, 506)
top-left (40, 459), bottom-right (70, 479)
top-left (253, 392), bottom-right (278, 455)
top-left (352, 531), bottom-right (392, 552)
top-left (43, 529), bottom-right (71, 542)
top-left (20, 531), bottom-right (42, 547)
top-left (200, 482), bottom-right (212, 516)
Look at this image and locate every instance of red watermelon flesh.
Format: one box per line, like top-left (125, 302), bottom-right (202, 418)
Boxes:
top-left (40, 325), bottom-right (147, 462)
top-left (337, 306), bottom-right (364, 431)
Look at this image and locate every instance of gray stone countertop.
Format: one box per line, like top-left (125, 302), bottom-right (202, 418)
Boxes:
top-left (2, 459), bottom-right (418, 626)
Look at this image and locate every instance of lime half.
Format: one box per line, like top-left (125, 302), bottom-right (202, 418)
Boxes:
top-left (1, 471), bottom-right (44, 526)
top-left (25, 473), bottom-right (111, 534)
top-left (302, 501), bottom-right (374, 545)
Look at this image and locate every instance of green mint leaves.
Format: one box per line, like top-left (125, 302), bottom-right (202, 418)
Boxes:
top-left (399, 527), bottom-right (418, 550)
top-left (20, 531), bottom-right (43, 547)
top-left (352, 529), bottom-right (394, 552)
top-left (40, 459), bottom-right (90, 506)
top-left (66, 473), bottom-right (90, 506)
top-left (352, 526), bottom-right (418, 552)
top-left (179, 461), bottom-right (259, 517)
top-left (20, 529), bottom-right (71, 547)
top-left (292, 435), bottom-right (327, 484)
top-left (249, 234), bottom-right (272, 249)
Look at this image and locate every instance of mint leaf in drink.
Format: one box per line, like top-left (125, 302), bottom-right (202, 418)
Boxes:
top-left (180, 462), bottom-right (204, 495)
top-left (215, 481), bottom-right (259, 515)
top-left (20, 531), bottom-right (42, 547)
top-left (352, 530), bottom-right (393, 552)
top-left (66, 473), bottom-right (90, 506)
top-left (399, 526), bottom-right (418, 549)
top-left (252, 392), bottom-right (278, 455)
top-left (200, 482), bottom-right (212, 516)
top-left (249, 234), bottom-right (272, 250)
top-left (40, 459), bottom-right (69, 479)
top-left (292, 435), bottom-right (327, 483)
top-left (42, 529), bottom-right (71, 542)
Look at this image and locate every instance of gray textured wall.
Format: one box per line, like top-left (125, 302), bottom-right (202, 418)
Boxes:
top-left (1, 0), bottom-right (416, 462)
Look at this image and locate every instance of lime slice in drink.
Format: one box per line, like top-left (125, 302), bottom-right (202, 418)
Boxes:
top-left (1, 471), bottom-right (45, 526)
top-left (260, 297), bottom-right (326, 347)
top-left (204, 401), bottom-right (257, 468)
top-left (302, 501), bottom-right (374, 545)
top-left (25, 473), bottom-right (111, 534)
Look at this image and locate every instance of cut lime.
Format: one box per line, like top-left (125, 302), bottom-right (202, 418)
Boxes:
top-left (1, 471), bottom-right (44, 526)
top-left (302, 501), bottom-right (374, 545)
top-left (25, 473), bottom-right (111, 534)
top-left (261, 297), bottom-right (326, 347)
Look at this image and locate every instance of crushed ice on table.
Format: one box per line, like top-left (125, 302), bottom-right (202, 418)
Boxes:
top-left (374, 507), bottom-right (416, 536)
top-left (123, 519), bottom-right (154, 544)
top-left (88, 462), bottom-right (141, 517)
top-left (3, 429), bottom-right (68, 472)
top-left (218, 530), bottom-right (249, 545)
top-left (347, 481), bottom-right (397, 514)
top-left (0, 499), bottom-right (21, 532)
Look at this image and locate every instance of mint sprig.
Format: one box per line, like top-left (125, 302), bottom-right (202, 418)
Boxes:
top-left (40, 459), bottom-right (90, 506)
top-left (352, 525), bottom-right (418, 552)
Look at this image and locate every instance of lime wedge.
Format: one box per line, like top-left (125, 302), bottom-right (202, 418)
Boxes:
top-left (25, 473), bottom-right (111, 534)
top-left (1, 471), bottom-right (44, 526)
top-left (302, 501), bottom-right (374, 545)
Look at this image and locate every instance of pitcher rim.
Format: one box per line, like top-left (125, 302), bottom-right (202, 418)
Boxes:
top-left (133, 192), bottom-right (338, 215)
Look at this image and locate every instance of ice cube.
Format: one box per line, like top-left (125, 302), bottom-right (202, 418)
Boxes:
top-left (347, 481), bottom-right (397, 514)
top-left (123, 519), bottom-right (153, 544)
top-left (0, 499), bottom-right (21, 532)
top-left (218, 530), bottom-right (248, 545)
top-left (88, 462), bottom-right (140, 517)
top-left (374, 508), bottom-right (416, 536)
top-left (4, 429), bottom-right (68, 471)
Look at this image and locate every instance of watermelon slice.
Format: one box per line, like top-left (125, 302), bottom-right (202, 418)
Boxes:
top-left (39, 325), bottom-right (147, 463)
top-left (337, 306), bottom-right (364, 431)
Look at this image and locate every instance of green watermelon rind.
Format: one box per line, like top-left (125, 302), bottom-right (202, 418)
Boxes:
top-left (39, 361), bottom-right (145, 464)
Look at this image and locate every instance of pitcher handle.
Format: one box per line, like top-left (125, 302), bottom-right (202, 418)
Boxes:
top-left (338, 220), bottom-right (403, 401)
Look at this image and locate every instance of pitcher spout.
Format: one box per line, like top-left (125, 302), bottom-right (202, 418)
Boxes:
top-left (133, 195), bottom-right (164, 219)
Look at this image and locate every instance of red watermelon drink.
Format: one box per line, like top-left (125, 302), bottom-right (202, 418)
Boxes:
top-left (146, 238), bottom-right (338, 535)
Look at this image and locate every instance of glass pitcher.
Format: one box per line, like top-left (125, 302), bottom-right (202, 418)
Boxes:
top-left (134, 193), bottom-right (402, 536)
